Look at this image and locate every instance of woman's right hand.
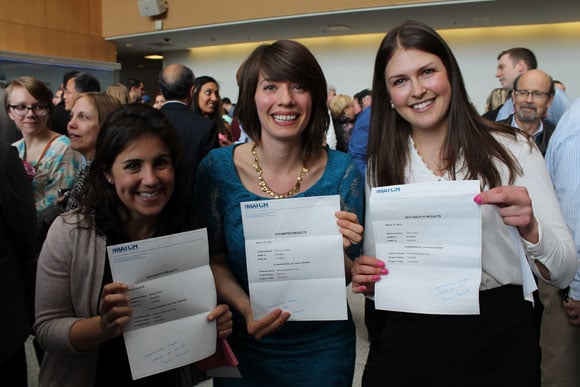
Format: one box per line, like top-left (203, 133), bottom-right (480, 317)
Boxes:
top-left (99, 282), bottom-right (132, 339)
top-left (246, 308), bottom-right (291, 340)
top-left (351, 255), bottom-right (388, 296)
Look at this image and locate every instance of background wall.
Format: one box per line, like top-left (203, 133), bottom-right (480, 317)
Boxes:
top-left (102, 0), bottom-right (426, 37)
top-left (163, 22), bottom-right (580, 114)
top-left (0, 0), bottom-right (115, 62)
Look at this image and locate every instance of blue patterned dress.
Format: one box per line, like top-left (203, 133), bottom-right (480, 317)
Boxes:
top-left (13, 135), bottom-right (82, 213)
top-left (195, 145), bottom-right (364, 386)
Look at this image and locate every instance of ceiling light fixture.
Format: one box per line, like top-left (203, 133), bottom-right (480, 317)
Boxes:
top-left (322, 24), bottom-right (351, 33)
top-left (144, 54), bottom-right (164, 60)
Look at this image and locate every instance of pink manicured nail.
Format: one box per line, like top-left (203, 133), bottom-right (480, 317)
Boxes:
top-left (372, 275), bottom-right (381, 281)
top-left (381, 268), bottom-right (389, 275)
top-left (473, 194), bottom-right (482, 204)
top-left (376, 261), bottom-right (385, 268)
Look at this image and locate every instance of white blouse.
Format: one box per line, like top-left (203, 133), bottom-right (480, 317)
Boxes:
top-left (363, 133), bottom-right (577, 291)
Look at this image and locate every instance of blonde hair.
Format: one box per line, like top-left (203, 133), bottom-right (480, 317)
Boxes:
top-left (329, 94), bottom-right (354, 119)
top-left (485, 88), bottom-right (510, 112)
top-left (106, 83), bottom-right (130, 105)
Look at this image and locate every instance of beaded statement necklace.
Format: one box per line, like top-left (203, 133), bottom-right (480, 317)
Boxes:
top-left (251, 143), bottom-right (309, 199)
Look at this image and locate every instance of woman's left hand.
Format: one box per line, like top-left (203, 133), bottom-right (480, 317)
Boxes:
top-left (208, 304), bottom-right (233, 338)
top-left (475, 186), bottom-right (538, 243)
top-left (563, 298), bottom-right (580, 326)
top-left (336, 211), bottom-right (364, 250)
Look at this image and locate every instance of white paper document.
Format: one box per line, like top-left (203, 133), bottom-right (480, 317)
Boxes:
top-left (371, 180), bottom-right (482, 315)
top-left (241, 195), bottom-right (347, 321)
top-left (107, 229), bottom-right (217, 380)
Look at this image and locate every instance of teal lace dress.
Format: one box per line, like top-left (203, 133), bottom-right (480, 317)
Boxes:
top-left (195, 145), bottom-right (363, 386)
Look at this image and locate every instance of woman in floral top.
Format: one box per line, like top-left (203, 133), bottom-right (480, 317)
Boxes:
top-left (6, 76), bottom-right (82, 213)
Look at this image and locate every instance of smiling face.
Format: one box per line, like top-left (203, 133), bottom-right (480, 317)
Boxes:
top-left (67, 96), bottom-right (99, 159)
top-left (513, 69), bottom-right (553, 124)
top-left (197, 82), bottom-right (220, 116)
top-left (7, 85), bottom-right (50, 136)
top-left (104, 135), bottom-right (175, 226)
top-left (385, 48), bottom-right (451, 136)
top-left (255, 74), bottom-right (312, 143)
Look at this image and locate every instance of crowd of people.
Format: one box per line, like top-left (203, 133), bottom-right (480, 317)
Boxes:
top-left (1, 19), bottom-right (579, 387)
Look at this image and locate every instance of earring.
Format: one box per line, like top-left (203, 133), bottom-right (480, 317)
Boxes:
top-left (107, 178), bottom-right (114, 184)
top-left (390, 102), bottom-right (395, 109)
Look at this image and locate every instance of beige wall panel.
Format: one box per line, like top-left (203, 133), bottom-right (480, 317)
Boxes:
top-left (102, 0), bottom-right (428, 37)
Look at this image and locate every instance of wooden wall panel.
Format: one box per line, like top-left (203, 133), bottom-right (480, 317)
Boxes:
top-left (89, 0), bottom-right (104, 37)
top-left (0, 0), bottom-right (115, 63)
top-left (0, 22), bottom-right (47, 54)
top-left (0, 0), bottom-right (44, 26)
top-left (102, 0), bottom-right (428, 37)
top-left (44, 0), bottom-right (90, 35)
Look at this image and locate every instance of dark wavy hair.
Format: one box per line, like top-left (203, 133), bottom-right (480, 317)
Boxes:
top-left (192, 75), bottom-right (228, 137)
top-left (367, 20), bottom-right (523, 188)
top-left (76, 103), bottom-right (193, 230)
top-left (236, 39), bottom-right (329, 161)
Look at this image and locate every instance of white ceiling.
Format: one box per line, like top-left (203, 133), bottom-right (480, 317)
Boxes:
top-left (111, 0), bottom-right (580, 56)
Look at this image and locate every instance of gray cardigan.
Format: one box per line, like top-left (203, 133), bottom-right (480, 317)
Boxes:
top-left (34, 213), bottom-right (190, 386)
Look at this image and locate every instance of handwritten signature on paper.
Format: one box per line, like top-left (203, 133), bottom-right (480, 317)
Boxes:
top-left (143, 341), bottom-right (192, 365)
top-left (433, 278), bottom-right (471, 302)
top-left (265, 298), bottom-right (305, 314)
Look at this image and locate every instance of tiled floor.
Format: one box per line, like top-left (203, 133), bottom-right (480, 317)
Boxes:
top-left (26, 290), bottom-right (369, 387)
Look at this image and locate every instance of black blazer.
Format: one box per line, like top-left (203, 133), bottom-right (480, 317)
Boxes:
top-left (0, 145), bottom-right (37, 363)
top-left (49, 101), bottom-right (70, 136)
top-left (161, 101), bottom-right (219, 180)
top-left (499, 114), bottom-right (555, 156)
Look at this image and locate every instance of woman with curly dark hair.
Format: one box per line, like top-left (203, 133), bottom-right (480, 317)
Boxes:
top-left (35, 104), bottom-right (232, 386)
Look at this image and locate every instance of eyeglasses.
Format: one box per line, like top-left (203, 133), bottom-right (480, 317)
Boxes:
top-left (8, 104), bottom-right (49, 117)
top-left (513, 89), bottom-right (552, 99)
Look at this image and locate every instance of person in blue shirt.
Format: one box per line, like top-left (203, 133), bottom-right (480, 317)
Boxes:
top-left (542, 98), bottom-right (580, 386)
top-left (348, 88), bottom-right (372, 178)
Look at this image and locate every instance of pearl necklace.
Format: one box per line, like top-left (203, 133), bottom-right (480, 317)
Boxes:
top-left (251, 143), bottom-right (309, 199)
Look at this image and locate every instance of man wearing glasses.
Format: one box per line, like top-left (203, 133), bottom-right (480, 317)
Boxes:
top-left (486, 47), bottom-right (571, 125)
top-left (499, 69), bottom-right (555, 155)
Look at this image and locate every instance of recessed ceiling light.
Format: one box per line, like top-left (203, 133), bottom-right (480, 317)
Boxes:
top-left (323, 25), bottom-right (351, 32)
top-left (125, 43), bottom-right (133, 47)
top-left (144, 54), bottom-right (164, 60)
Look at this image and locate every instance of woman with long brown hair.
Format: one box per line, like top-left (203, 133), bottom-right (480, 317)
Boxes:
top-left (352, 20), bottom-right (576, 386)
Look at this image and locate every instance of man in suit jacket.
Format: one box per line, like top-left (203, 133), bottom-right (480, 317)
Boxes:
top-left (498, 69), bottom-right (555, 156)
top-left (0, 145), bottom-right (37, 385)
top-left (159, 64), bottom-right (219, 182)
